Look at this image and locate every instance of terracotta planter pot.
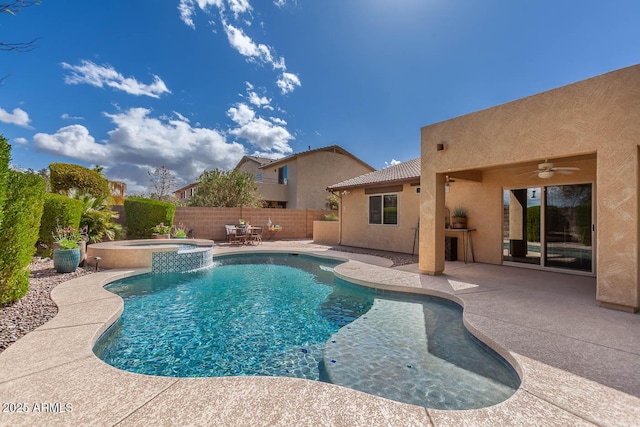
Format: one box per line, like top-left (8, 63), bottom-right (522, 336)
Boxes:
top-left (451, 216), bottom-right (467, 229)
top-left (154, 233), bottom-right (171, 239)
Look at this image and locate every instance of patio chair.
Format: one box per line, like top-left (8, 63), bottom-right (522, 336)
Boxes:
top-left (249, 226), bottom-right (263, 245)
top-left (225, 224), bottom-right (242, 244)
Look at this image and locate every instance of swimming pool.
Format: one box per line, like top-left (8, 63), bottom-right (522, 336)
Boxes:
top-left (94, 253), bottom-right (519, 410)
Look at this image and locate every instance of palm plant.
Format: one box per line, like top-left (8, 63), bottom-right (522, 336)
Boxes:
top-left (67, 188), bottom-right (123, 243)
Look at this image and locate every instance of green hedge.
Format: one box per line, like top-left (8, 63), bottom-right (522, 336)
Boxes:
top-left (0, 171), bottom-right (46, 304)
top-left (124, 197), bottom-right (175, 239)
top-left (38, 193), bottom-right (83, 256)
top-left (50, 163), bottom-right (110, 199)
top-left (0, 136), bottom-right (10, 229)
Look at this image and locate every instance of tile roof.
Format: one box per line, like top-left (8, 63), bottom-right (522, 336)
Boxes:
top-left (259, 145), bottom-right (374, 171)
top-left (327, 158), bottom-right (420, 190)
top-left (246, 156), bottom-right (275, 165)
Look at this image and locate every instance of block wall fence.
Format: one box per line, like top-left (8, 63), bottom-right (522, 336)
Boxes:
top-left (112, 206), bottom-right (334, 241)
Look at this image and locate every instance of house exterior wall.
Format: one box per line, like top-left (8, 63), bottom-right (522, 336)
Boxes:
top-left (338, 183), bottom-right (421, 254)
top-left (296, 151), bottom-right (375, 210)
top-left (419, 64), bottom-right (640, 312)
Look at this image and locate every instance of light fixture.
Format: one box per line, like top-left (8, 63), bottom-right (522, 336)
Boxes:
top-left (445, 175), bottom-right (453, 192)
top-left (538, 170), bottom-right (555, 179)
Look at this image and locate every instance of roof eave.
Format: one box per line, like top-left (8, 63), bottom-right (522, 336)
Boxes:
top-left (327, 177), bottom-right (420, 192)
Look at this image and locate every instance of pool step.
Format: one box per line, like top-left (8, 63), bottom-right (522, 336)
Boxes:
top-left (322, 299), bottom-right (515, 409)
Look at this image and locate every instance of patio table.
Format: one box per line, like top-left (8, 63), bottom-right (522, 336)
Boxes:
top-left (265, 226), bottom-right (282, 240)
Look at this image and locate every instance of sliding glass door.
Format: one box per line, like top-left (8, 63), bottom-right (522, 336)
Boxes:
top-left (503, 184), bottom-right (593, 273)
top-left (544, 184), bottom-right (592, 271)
top-left (503, 188), bottom-right (541, 264)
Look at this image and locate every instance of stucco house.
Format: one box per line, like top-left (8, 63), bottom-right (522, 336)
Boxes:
top-left (327, 158), bottom-right (421, 254)
top-left (419, 64), bottom-right (640, 313)
top-left (174, 182), bottom-right (198, 202)
top-left (175, 145), bottom-right (374, 209)
top-left (236, 145), bottom-right (375, 210)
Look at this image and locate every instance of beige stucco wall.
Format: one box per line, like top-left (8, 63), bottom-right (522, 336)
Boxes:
top-left (295, 151), bottom-right (374, 210)
top-left (312, 220), bottom-right (340, 245)
top-left (338, 183), bottom-right (421, 254)
top-left (420, 64), bottom-right (640, 311)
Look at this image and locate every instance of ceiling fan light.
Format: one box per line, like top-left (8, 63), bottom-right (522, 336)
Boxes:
top-left (538, 170), bottom-right (555, 179)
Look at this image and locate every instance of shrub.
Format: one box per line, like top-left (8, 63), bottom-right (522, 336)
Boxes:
top-left (49, 163), bottom-right (110, 199)
top-left (67, 189), bottom-right (122, 243)
top-left (0, 136), bottom-right (10, 229)
top-left (0, 171), bottom-right (46, 304)
top-left (323, 213), bottom-right (339, 221)
top-left (124, 197), bottom-right (175, 239)
top-left (38, 193), bottom-right (83, 256)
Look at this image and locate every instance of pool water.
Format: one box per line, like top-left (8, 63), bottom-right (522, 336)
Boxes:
top-left (94, 253), bottom-right (519, 409)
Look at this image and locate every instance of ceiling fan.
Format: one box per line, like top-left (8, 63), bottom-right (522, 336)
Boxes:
top-left (528, 161), bottom-right (580, 179)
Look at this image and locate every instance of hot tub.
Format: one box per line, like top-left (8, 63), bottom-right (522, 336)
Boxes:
top-left (86, 239), bottom-right (214, 273)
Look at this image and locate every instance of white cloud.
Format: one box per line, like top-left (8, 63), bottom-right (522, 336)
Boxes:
top-left (61, 113), bottom-right (84, 120)
top-left (61, 60), bottom-right (171, 98)
top-left (384, 159), bottom-right (402, 168)
top-left (33, 125), bottom-right (110, 161)
top-left (222, 21), bottom-right (285, 70)
top-left (174, 111), bottom-right (190, 122)
top-left (273, 0), bottom-right (296, 6)
top-left (33, 108), bottom-right (246, 190)
top-left (227, 0), bottom-right (252, 19)
top-left (243, 81), bottom-right (273, 109)
top-left (227, 102), bottom-right (293, 154)
top-left (13, 137), bottom-right (29, 145)
top-left (0, 107), bottom-right (31, 128)
top-left (248, 91), bottom-right (271, 108)
top-left (177, 1), bottom-right (300, 98)
top-left (276, 72), bottom-right (301, 94)
top-left (270, 117), bottom-right (287, 125)
top-left (227, 103), bottom-right (256, 126)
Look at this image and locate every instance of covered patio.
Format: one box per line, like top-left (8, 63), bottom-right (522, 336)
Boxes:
top-left (419, 64), bottom-right (640, 312)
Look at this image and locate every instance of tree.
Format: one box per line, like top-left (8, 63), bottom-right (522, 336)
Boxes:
top-left (2, 1), bottom-right (41, 85)
top-left (148, 165), bottom-right (176, 201)
top-left (325, 194), bottom-right (339, 210)
top-left (189, 169), bottom-right (262, 207)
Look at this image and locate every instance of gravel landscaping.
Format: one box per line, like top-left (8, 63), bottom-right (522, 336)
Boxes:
top-left (0, 258), bottom-right (94, 353)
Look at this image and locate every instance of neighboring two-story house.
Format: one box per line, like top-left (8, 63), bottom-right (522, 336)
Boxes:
top-left (175, 145), bottom-right (375, 210)
top-left (237, 145), bottom-right (375, 210)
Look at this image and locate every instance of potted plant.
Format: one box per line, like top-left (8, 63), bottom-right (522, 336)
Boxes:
top-left (173, 223), bottom-right (188, 239)
top-left (451, 207), bottom-right (468, 229)
top-left (151, 223), bottom-right (172, 239)
top-left (52, 225), bottom-right (85, 273)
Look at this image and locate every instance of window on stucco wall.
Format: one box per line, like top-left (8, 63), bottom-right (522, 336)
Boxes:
top-left (369, 194), bottom-right (398, 225)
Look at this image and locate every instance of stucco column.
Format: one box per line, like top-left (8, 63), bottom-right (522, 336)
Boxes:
top-left (419, 172), bottom-right (445, 275)
top-left (596, 146), bottom-right (639, 312)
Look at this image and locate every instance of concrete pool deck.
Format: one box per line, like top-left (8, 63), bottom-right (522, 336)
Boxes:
top-left (0, 242), bottom-right (639, 426)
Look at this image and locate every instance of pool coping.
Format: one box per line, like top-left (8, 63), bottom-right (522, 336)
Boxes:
top-left (0, 247), bottom-right (638, 426)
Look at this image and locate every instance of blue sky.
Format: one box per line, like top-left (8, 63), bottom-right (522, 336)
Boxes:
top-left (1, 0), bottom-right (639, 193)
